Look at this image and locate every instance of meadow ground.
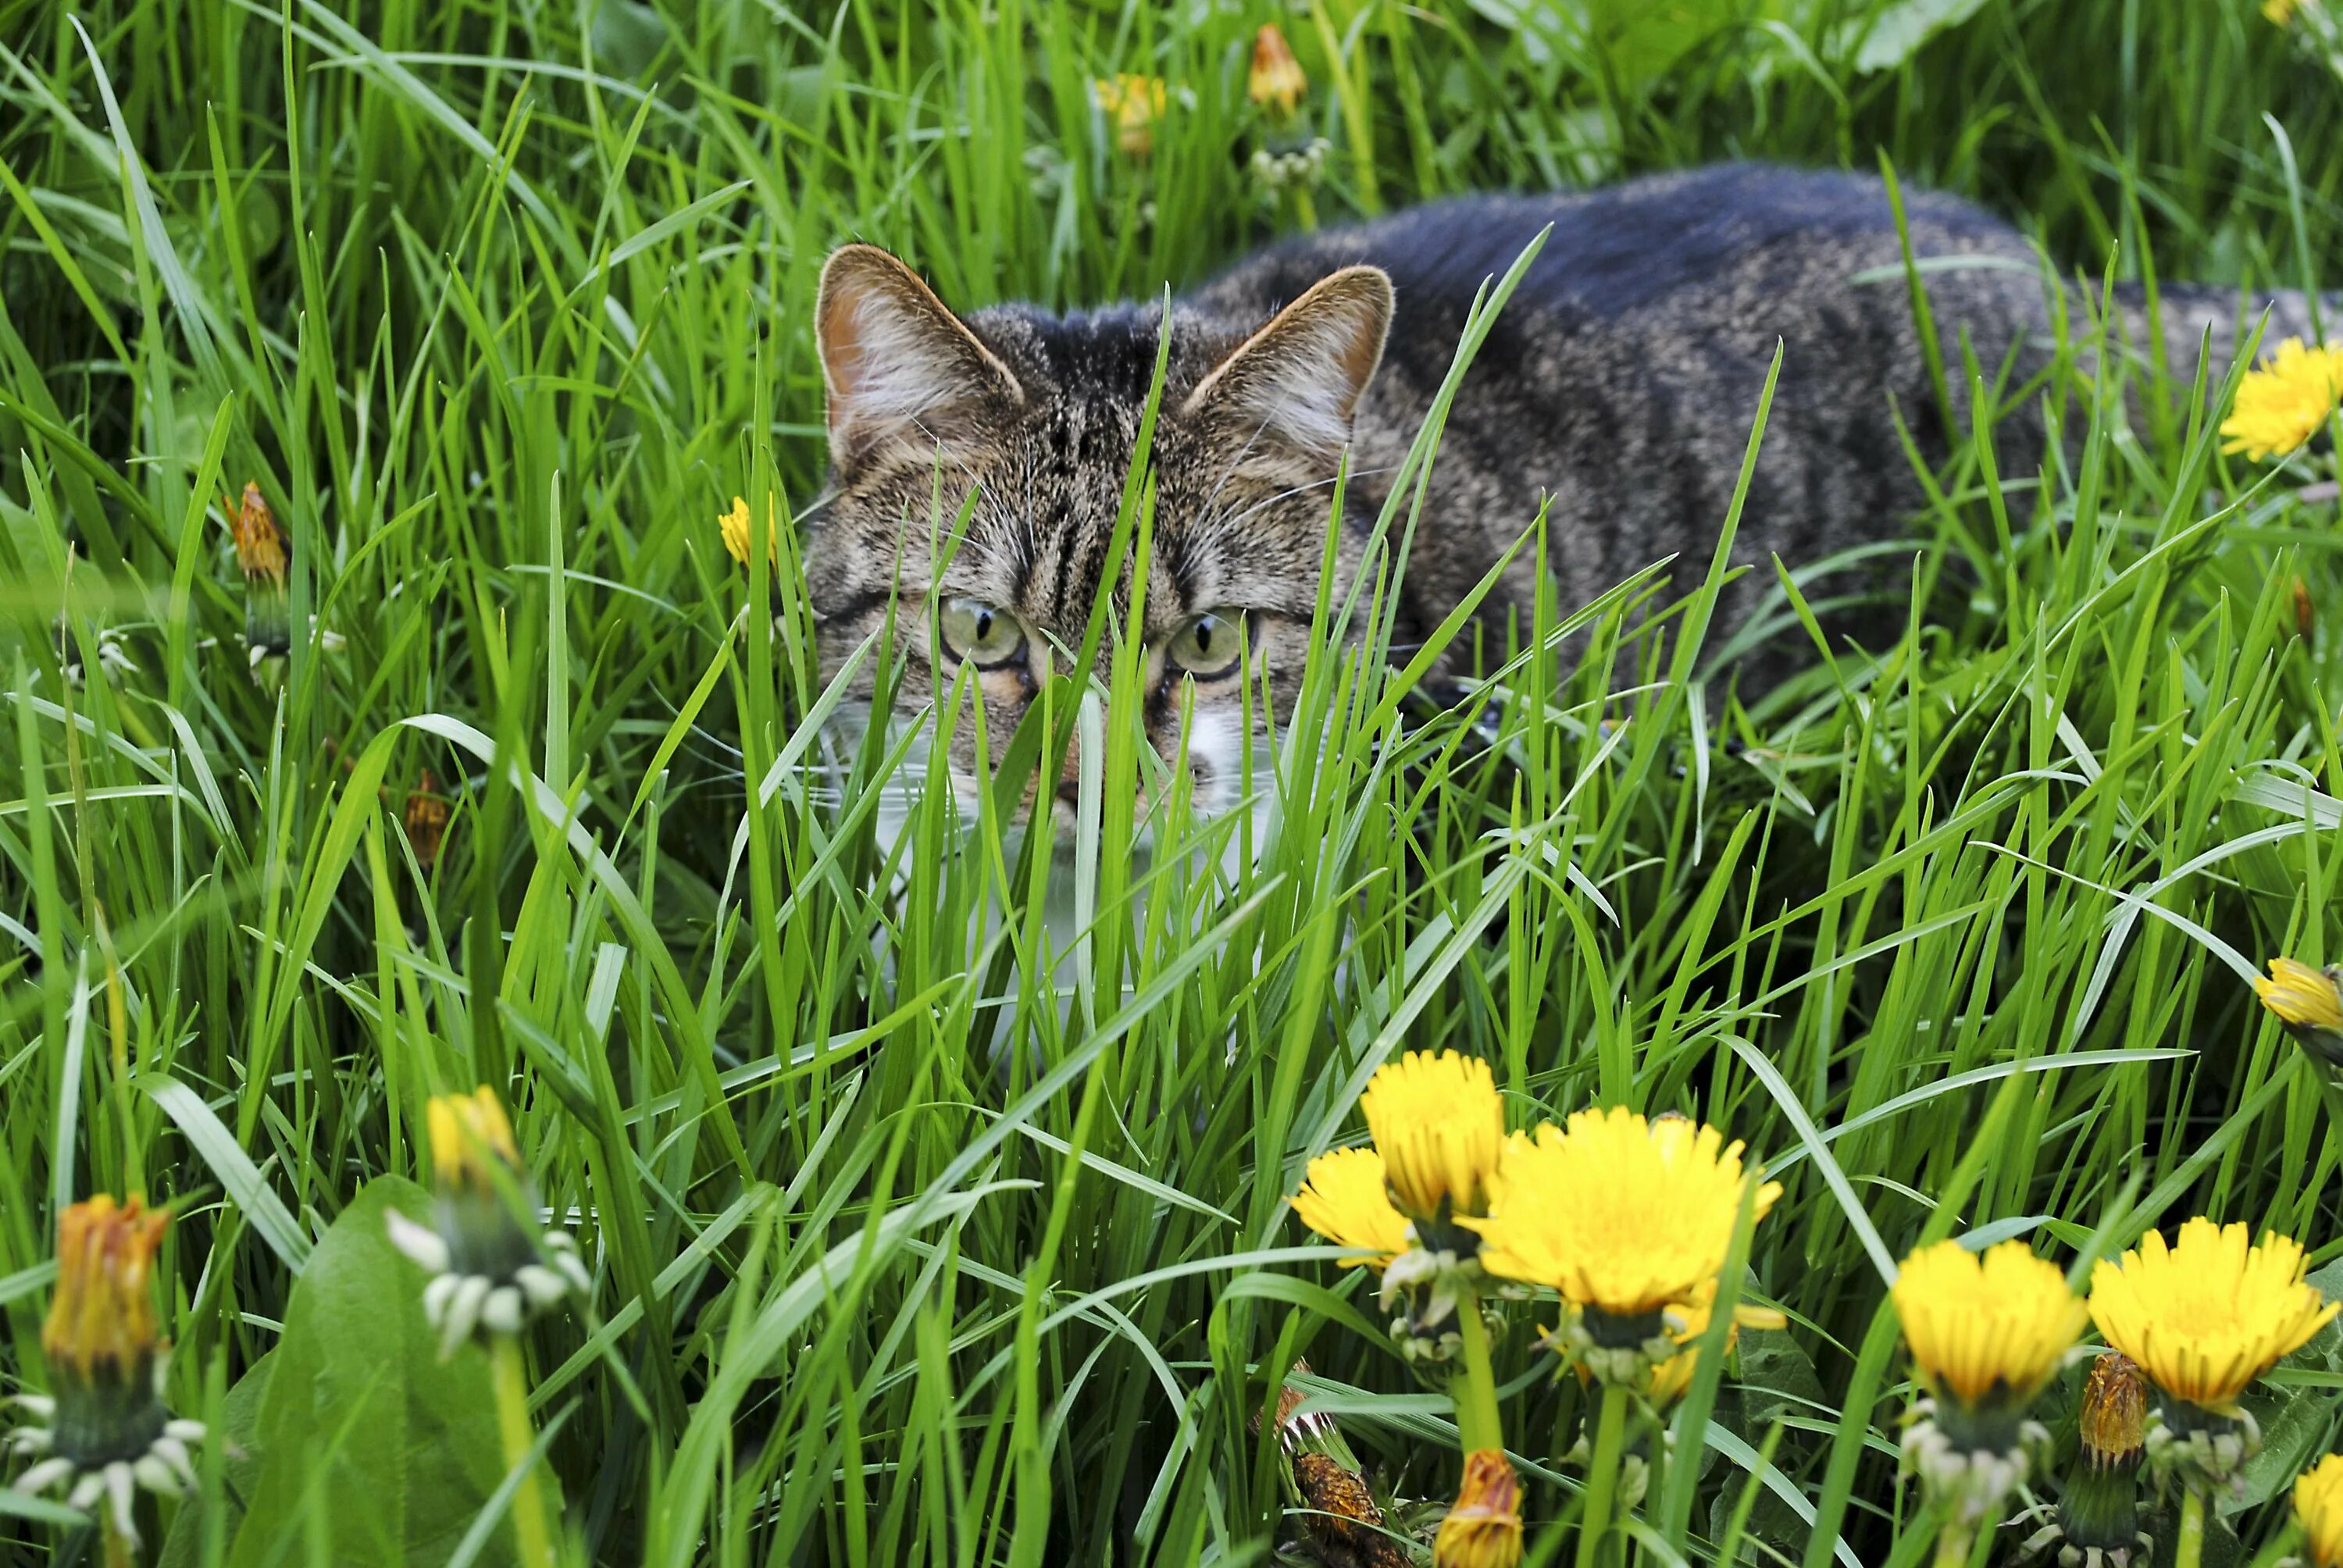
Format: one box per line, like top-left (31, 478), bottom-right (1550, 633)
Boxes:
top-left (7, 0), bottom-right (2343, 1564)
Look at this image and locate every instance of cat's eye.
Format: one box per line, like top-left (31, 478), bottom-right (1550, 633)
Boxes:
top-left (1165, 611), bottom-right (1248, 679)
top-left (938, 598), bottom-right (1025, 668)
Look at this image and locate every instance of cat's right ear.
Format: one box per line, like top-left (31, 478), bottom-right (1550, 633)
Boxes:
top-left (816, 245), bottom-right (1023, 468)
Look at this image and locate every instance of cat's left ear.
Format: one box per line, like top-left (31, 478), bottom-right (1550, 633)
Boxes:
top-left (1182, 265), bottom-right (1393, 455)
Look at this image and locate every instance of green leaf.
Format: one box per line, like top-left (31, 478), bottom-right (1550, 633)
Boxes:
top-left (225, 1177), bottom-right (509, 1566)
top-left (1841, 0), bottom-right (1995, 74)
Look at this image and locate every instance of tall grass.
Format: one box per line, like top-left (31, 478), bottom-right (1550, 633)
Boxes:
top-left (4, 0), bottom-right (2343, 1563)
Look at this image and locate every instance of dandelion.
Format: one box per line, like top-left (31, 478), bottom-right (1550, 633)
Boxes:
top-left (386, 1088), bottom-right (581, 1568)
top-left (228, 480), bottom-right (291, 663)
top-left (1248, 24), bottom-right (1307, 119)
top-left (1432, 1449), bottom-right (1523, 1568)
top-left (2089, 1219), bottom-right (2333, 1417)
top-left (2219, 337), bottom-right (2343, 461)
top-left (384, 1088), bottom-right (591, 1358)
top-left (1358, 1050), bottom-right (1505, 1222)
top-left (1464, 1107), bottom-right (1780, 1374)
top-left (1641, 1278), bottom-right (1790, 1407)
top-left (2091, 1217), bottom-right (2335, 1568)
top-left (1293, 1146), bottom-right (1411, 1266)
top-left (2020, 1354), bottom-right (2154, 1568)
top-left (7, 1197), bottom-right (206, 1550)
top-left (717, 494), bottom-right (783, 570)
top-left (1254, 1363), bottom-right (1400, 1568)
top-left (2256, 957), bottom-right (2343, 1067)
top-left (1892, 1239), bottom-right (2087, 1531)
top-left (405, 768), bottom-right (451, 869)
top-left (2298, 1455), bottom-right (2343, 1568)
top-left (2265, 0), bottom-right (2298, 24)
top-left (1093, 74), bottom-right (1168, 157)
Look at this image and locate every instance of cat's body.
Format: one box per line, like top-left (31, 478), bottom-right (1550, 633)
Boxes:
top-left (804, 164), bottom-right (2305, 838)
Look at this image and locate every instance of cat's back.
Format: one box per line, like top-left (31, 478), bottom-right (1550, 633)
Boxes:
top-left (1189, 164), bottom-right (2031, 337)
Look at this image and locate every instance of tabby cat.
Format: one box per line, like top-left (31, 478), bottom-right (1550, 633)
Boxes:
top-left (803, 163), bottom-right (2303, 839)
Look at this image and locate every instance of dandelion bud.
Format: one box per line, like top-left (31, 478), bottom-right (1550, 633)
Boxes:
top-left (7, 1198), bottom-right (205, 1546)
top-left (1248, 24), bottom-right (1307, 119)
top-left (2296, 576), bottom-right (2316, 641)
top-left (2254, 957), bottom-right (2343, 1067)
top-left (1433, 1449), bottom-right (1523, 1568)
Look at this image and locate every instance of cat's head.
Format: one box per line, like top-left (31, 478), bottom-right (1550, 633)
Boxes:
top-left (803, 243), bottom-right (1393, 834)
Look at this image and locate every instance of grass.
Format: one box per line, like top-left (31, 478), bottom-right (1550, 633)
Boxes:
top-left (5, 0), bottom-right (2343, 1563)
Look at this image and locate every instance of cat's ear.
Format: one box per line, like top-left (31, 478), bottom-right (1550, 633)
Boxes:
top-left (1182, 266), bottom-right (1393, 455)
top-left (816, 244), bottom-right (1023, 466)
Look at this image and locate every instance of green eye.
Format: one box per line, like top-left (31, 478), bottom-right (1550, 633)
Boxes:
top-left (939, 598), bottom-right (1025, 668)
top-left (1165, 611), bottom-right (1248, 679)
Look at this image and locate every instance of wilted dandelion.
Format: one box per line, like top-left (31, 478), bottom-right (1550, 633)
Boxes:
top-left (228, 480), bottom-right (291, 663)
top-left (2219, 337), bottom-right (2343, 461)
top-left (405, 768), bottom-right (451, 869)
top-left (1432, 1449), bottom-right (1522, 1568)
top-left (1248, 24), bottom-right (1307, 119)
top-left (2020, 1353), bottom-right (2153, 1568)
top-left (6, 1197), bottom-right (205, 1549)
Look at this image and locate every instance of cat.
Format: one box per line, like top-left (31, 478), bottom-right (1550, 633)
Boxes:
top-left (801, 162), bottom-right (2309, 847)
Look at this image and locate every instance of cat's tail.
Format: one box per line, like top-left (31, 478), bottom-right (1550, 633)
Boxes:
top-left (2117, 281), bottom-right (2336, 393)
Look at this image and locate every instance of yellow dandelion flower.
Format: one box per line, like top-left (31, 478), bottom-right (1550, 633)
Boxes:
top-left (1293, 1146), bottom-right (1412, 1266)
top-left (2077, 1352), bottom-right (2150, 1467)
top-left (1464, 1106), bottom-right (1781, 1320)
top-left (2265, 0), bottom-right (2298, 25)
top-left (2220, 337), bottom-right (2343, 461)
top-left (1094, 73), bottom-right (1168, 157)
top-left (1432, 1449), bottom-right (1523, 1568)
top-left (2089, 1218), bottom-right (2338, 1411)
top-left (1891, 1239), bottom-right (2088, 1410)
top-left (2258, 957), bottom-right (2343, 1029)
top-left (44, 1196), bottom-right (169, 1380)
top-left (1248, 25), bottom-right (1307, 119)
top-left (1357, 1050), bottom-right (1505, 1221)
top-left (1642, 1278), bottom-right (1790, 1406)
top-left (428, 1086), bottom-right (521, 1195)
top-left (2298, 1455), bottom-right (2343, 1568)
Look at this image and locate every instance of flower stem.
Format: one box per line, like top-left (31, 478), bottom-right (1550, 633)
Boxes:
top-left (1452, 1288), bottom-right (1505, 1455)
top-left (2177, 1486), bottom-right (2208, 1568)
top-left (102, 1515), bottom-right (134, 1568)
top-left (1577, 1380), bottom-right (1631, 1568)
top-left (1931, 1519), bottom-right (1972, 1568)
top-left (490, 1332), bottom-right (556, 1568)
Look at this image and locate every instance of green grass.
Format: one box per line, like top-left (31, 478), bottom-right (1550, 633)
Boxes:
top-left (6, 0), bottom-right (2343, 1563)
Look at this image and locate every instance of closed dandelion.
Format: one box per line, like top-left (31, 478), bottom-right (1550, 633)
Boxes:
top-left (227, 480), bottom-right (290, 662)
top-left (6, 1198), bottom-right (205, 1552)
top-left (2219, 337), bottom-right (2343, 461)
top-left (1358, 1050), bottom-right (1505, 1223)
top-left (1248, 24), bottom-right (1307, 119)
top-left (1892, 1239), bottom-right (2087, 1531)
top-left (2297, 1456), bottom-right (2343, 1568)
top-left (2255, 957), bottom-right (2343, 1067)
top-left (2020, 1353), bottom-right (2153, 1568)
top-left (1433, 1449), bottom-right (1522, 1568)
top-left (385, 1087), bottom-right (591, 1356)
